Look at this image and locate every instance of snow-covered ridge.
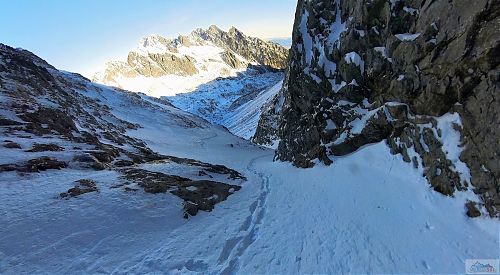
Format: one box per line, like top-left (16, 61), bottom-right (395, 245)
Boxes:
top-left (92, 25), bottom-right (288, 97)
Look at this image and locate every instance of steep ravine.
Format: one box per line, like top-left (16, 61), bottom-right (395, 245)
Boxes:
top-left (255, 0), bottom-right (499, 217)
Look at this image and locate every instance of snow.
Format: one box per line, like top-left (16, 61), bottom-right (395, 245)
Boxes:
top-left (234, 142), bottom-right (498, 274)
top-left (1, 21), bottom-right (498, 275)
top-left (434, 112), bottom-right (471, 184)
top-left (93, 27), bottom-right (284, 140)
top-left (167, 72), bottom-right (283, 139)
top-left (221, 80), bottom-right (283, 139)
top-left (325, 119), bottom-right (337, 130)
top-left (299, 10), bottom-right (314, 66)
top-left (321, 0), bottom-right (345, 76)
top-left (395, 33), bottom-right (421, 41)
top-left (137, 35), bottom-right (171, 54)
top-left (107, 57), bottom-right (247, 98)
top-left (186, 186), bottom-right (198, 192)
top-left (326, 1), bottom-right (347, 50)
top-left (177, 45), bottom-right (225, 61)
top-left (310, 72), bottom-right (322, 83)
top-left (403, 6), bottom-right (419, 15)
top-left (330, 79), bottom-right (347, 92)
top-left (2, 93), bottom-right (496, 275)
top-left (299, 0), bottom-right (345, 78)
top-left (344, 51), bottom-right (365, 73)
top-left (1, 113), bottom-right (498, 274)
top-left (94, 35), bottom-right (251, 98)
top-left (349, 106), bottom-right (379, 134)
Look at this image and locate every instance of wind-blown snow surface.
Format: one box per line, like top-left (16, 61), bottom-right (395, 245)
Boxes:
top-left (1, 130), bottom-right (498, 274)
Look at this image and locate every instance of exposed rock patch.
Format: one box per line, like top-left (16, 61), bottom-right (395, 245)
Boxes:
top-left (3, 141), bottom-right (21, 149)
top-left (72, 153), bottom-right (106, 171)
top-left (0, 157), bottom-right (67, 173)
top-left (121, 168), bottom-right (242, 218)
top-left (154, 156), bottom-right (247, 180)
top-left (26, 143), bottom-right (64, 152)
top-left (60, 179), bottom-right (98, 198)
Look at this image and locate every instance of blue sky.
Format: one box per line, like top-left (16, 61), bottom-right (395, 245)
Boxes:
top-left (0, 0), bottom-right (297, 76)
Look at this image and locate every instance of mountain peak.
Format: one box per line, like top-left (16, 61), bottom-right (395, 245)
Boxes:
top-left (93, 25), bottom-right (289, 95)
top-left (228, 26), bottom-right (244, 37)
top-left (208, 24), bottom-right (222, 33)
top-left (137, 34), bottom-right (172, 54)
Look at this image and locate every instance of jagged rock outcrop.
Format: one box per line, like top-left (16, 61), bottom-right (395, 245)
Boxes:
top-left (126, 51), bottom-right (199, 77)
top-left (93, 26), bottom-right (289, 95)
top-left (192, 25), bottom-right (289, 69)
top-left (259, 0), bottom-right (499, 216)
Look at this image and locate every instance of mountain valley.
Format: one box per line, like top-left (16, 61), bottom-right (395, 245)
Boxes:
top-left (0, 1), bottom-right (499, 273)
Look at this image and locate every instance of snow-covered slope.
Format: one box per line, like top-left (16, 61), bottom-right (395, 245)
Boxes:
top-left (168, 73), bottom-right (283, 139)
top-left (221, 80), bottom-right (283, 140)
top-left (0, 43), bottom-right (498, 274)
top-left (0, 43), bottom-right (253, 218)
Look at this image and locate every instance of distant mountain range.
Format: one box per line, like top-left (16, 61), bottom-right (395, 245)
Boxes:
top-left (92, 26), bottom-right (288, 140)
top-left (92, 25), bottom-right (288, 98)
top-left (268, 37), bottom-right (292, 48)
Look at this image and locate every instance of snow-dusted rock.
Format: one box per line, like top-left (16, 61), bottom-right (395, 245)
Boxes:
top-left (93, 25), bottom-right (288, 98)
top-left (262, 0), bottom-right (499, 217)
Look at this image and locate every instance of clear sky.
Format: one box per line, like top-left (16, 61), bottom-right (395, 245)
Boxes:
top-left (0, 0), bottom-right (297, 77)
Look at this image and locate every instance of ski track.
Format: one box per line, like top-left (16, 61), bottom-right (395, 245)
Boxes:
top-left (103, 152), bottom-right (273, 275)
top-left (216, 153), bottom-right (272, 274)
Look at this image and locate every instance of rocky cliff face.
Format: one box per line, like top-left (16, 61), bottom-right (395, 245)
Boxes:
top-left (256, 0), bottom-right (499, 217)
top-left (93, 26), bottom-right (288, 96)
top-left (192, 25), bottom-right (289, 69)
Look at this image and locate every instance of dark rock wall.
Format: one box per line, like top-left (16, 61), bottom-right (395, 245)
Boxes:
top-left (265, 0), bottom-right (499, 216)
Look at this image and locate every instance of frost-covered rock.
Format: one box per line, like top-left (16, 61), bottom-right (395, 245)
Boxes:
top-left (262, 0), bottom-right (499, 217)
